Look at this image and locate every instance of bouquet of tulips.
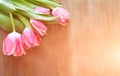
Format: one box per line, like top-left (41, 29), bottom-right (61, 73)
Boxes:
top-left (0, 0), bottom-right (70, 57)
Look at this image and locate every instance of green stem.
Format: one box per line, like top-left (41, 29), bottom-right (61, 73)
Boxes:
top-left (16, 14), bottom-right (31, 29)
top-left (9, 13), bottom-right (15, 32)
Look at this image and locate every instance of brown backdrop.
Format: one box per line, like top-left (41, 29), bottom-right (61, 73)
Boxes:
top-left (1, 0), bottom-right (120, 76)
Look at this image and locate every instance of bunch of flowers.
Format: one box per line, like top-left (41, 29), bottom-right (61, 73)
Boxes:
top-left (0, 0), bottom-right (70, 57)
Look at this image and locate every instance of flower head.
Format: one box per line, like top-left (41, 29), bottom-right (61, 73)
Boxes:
top-left (22, 27), bottom-right (41, 49)
top-left (30, 19), bottom-right (47, 36)
top-left (34, 7), bottom-right (50, 14)
top-left (52, 7), bottom-right (70, 25)
top-left (2, 32), bottom-right (25, 56)
top-left (22, 28), bottom-right (36, 49)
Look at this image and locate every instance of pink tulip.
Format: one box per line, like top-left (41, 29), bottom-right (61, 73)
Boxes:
top-left (2, 32), bottom-right (26, 56)
top-left (30, 19), bottom-right (47, 36)
top-left (34, 7), bottom-right (50, 14)
top-left (22, 27), bottom-right (41, 49)
top-left (52, 7), bottom-right (70, 25)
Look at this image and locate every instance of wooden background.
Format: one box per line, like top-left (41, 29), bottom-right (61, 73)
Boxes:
top-left (1, 0), bottom-right (120, 76)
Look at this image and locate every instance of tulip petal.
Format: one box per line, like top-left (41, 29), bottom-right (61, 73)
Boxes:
top-left (52, 7), bottom-right (70, 25)
top-left (30, 19), bottom-right (47, 36)
top-left (34, 7), bottom-right (50, 14)
top-left (3, 36), bottom-right (16, 55)
top-left (22, 28), bottom-right (36, 49)
top-left (13, 36), bottom-right (26, 56)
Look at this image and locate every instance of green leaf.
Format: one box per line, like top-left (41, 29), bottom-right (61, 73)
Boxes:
top-left (27, 0), bottom-right (52, 9)
top-left (44, 0), bottom-right (60, 3)
top-left (0, 0), bottom-right (16, 13)
top-left (11, 0), bottom-right (34, 12)
top-left (16, 9), bottom-right (58, 21)
top-left (0, 13), bottom-right (25, 33)
top-left (28, 0), bottom-right (62, 9)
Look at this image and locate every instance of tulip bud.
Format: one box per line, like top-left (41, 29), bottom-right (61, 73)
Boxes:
top-left (30, 19), bottom-right (47, 36)
top-left (52, 7), bottom-right (70, 25)
top-left (22, 27), bottom-right (40, 49)
top-left (2, 32), bottom-right (26, 56)
top-left (34, 7), bottom-right (50, 14)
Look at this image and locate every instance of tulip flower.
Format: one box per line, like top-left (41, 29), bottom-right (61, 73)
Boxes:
top-left (22, 27), bottom-right (39, 49)
top-left (2, 32), bottom-right (26, 56)
top-left (31, 7), bottom-right (48, 36)
top-left (52, 7), bottom-right (70, 25)
top-left (30, 19), bottom-right (47, 36)
top-left (0, 0), bottom-right (71, 57)
top-left (34, 7), bottom-right (50, 14)
top-left (17, 13), bottom-right (41, 49)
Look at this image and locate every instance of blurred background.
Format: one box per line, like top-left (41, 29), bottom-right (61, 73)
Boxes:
top-left (1, 0), bottom-right (120, 76)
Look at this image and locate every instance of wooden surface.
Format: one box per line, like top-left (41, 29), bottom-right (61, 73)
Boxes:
top-left (1, 0), bottom-right (120, 76)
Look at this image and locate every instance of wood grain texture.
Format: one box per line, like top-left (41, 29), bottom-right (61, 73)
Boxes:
top-left (1, 0), bottom-right (120, 76)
